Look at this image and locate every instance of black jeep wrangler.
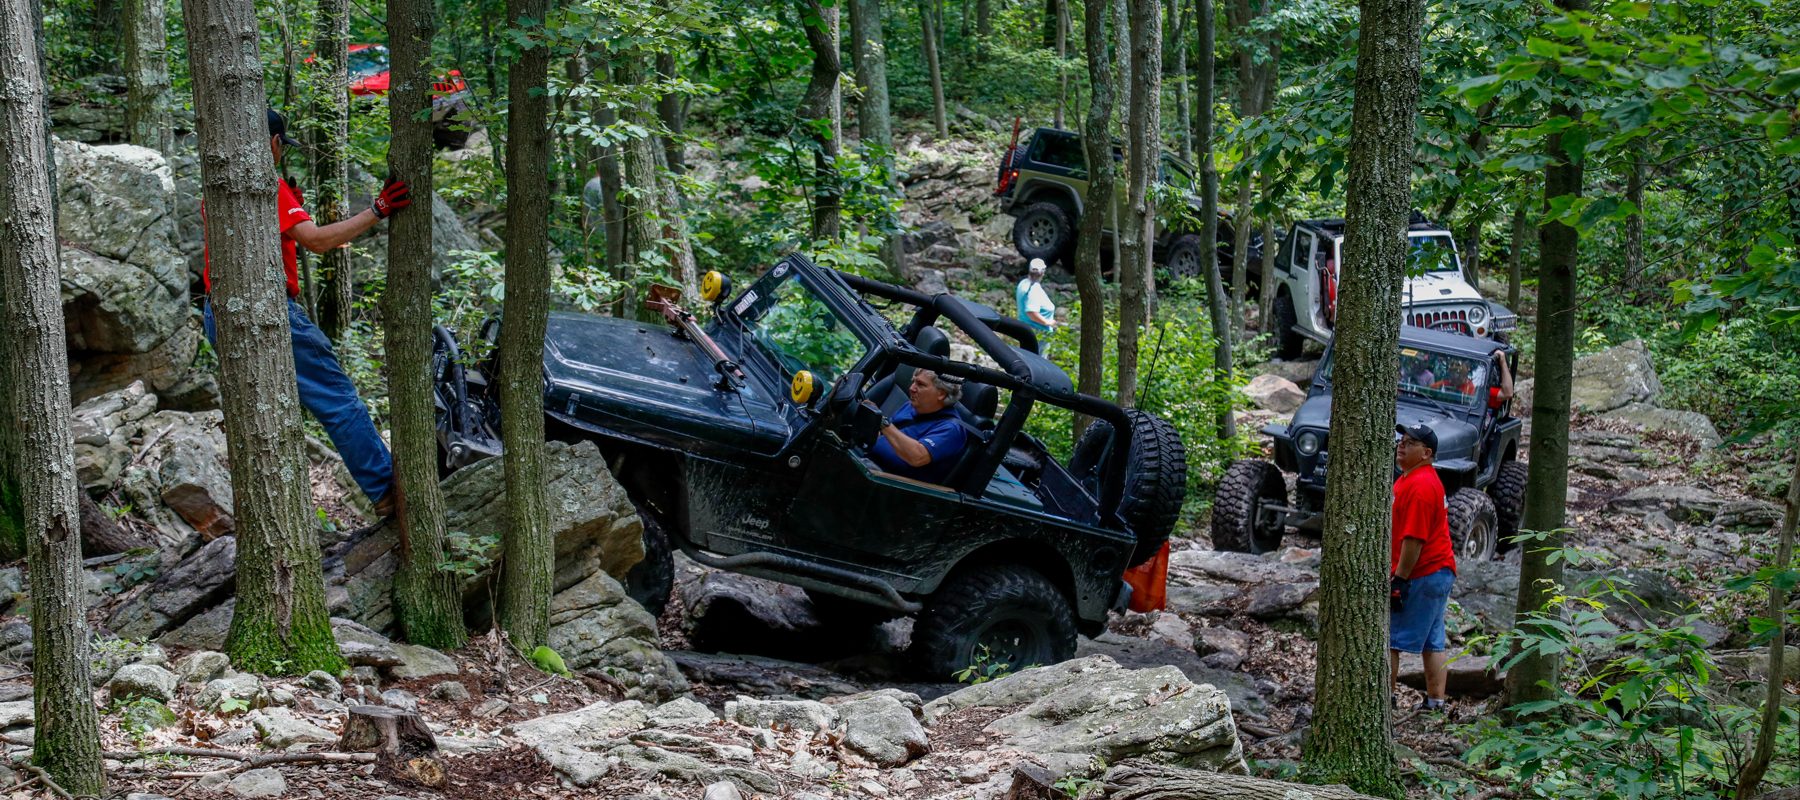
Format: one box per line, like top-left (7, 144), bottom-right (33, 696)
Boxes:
top-left (432, 254), bottom-right (1187, 678)
top-left (1212, 326), bottom-right (1527, 561)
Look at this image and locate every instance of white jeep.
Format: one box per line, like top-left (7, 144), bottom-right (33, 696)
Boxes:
top-left (1267, 215), bottom-right (1516, 359)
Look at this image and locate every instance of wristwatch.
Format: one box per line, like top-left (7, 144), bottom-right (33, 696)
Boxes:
top-left (881, 415), bottom-right (892, 429)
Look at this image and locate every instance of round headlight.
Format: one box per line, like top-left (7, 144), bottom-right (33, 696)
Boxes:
top-left (1468, 304), bottom-right (1487, 323)
top-left (1296, 430), bottom-right (1321, 456)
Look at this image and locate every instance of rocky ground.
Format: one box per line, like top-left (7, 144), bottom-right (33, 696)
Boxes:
top-left (7, 120), bottom-right (1793, 798)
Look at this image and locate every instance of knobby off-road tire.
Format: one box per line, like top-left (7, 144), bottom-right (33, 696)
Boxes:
top-left (910, 564), bottom-right (1077, 681)
top-left (1448, 488), bottom-right (1499, 564)
top-left (1012, 202), bottom-right (1073, 263)
top-left (624, 513), bottom-right (674, 618)
top-left (1211, 459), bottom-right (1287, 554)
top-left (1272, 292), bottom-right (1303, 360)
top-left (1068, 410), bottom-right (1188, 567)
top-left (1165, 234), bottom-right (1208, 280)
top-left (1488, 460), bottom-right (1528, 552)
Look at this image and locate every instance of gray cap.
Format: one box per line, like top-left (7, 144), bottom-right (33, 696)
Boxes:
top-left (1028, 258), bottom-right (1047, 274)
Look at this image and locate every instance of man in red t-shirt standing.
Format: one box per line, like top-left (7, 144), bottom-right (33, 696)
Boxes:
top-left (1389, 422), bottom-right (1457, 710)
top-left (201, 109), bottom-right (413, 516)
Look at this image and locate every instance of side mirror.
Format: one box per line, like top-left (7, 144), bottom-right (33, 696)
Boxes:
top-left (1487, 386), bottom-right (1504, 410)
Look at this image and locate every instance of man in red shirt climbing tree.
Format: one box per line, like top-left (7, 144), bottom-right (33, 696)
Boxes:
top-left (1389, 422), bottom-right (1457, 711)
top-left (200, 108), bottom-right (413, 517)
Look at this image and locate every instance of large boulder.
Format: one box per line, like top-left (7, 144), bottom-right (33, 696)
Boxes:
top-left (1571, 339), bottom-right (1663, 413)
top-left (1601, 402), bottom-right (1723, 446)
top-left (331, 440), bottom-right (645, 633)
top-left (548, 571), bottom-right (687, 701)
top-left (108, 535), bottom-right (237, 640)
top-left (1241, 374), bottom-right (1306, 414)
top-left (154, 412), bottom-right (234, 538)
top-left (70, 382), bottom-right (160, 492)
top-left (923, 655), bottom-right (1246, 775)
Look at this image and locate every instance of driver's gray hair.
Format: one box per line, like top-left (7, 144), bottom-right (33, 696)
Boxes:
top-left (919, 369), bottom-right (963, 405)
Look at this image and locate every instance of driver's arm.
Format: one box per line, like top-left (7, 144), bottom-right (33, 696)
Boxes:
top-left (1394, 537), bottom-right (1424, 579)
top-left (1492, 350), bottom-right (1514, 403)
top-left (878, 424), bottom-right (934, 468)
top-left (287, 212), bottom-right (383, 254)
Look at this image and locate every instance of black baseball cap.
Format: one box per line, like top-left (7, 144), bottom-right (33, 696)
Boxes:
top-left (267, 108), bottom-right (300, 146)
top-left (1396, 423), bottom-right (1437, 453)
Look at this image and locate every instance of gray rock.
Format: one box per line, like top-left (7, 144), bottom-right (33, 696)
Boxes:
top-left (1245, 581), bottom-right (1319, 621)
top-left (127, 793), bottom-right (177, 800)
top-left (0, 700), bottom-right (34, 728)
top-left (726, 697), bottom-right (838, 734)
top-left (829, 691), bottom-right (928, 767)
top-left (302, 670), bottom-right (342, 696)
top-left (197, 673), bottom-right (267, 712)
top-left (1164, 581), bottom-right (1243, 617)
top-left (548, 570), bottom-right (686, 701)
top-left (227, 767), bottom-right (286, 798)
top-left (109, 535), bottom-right (237, 639)
top-left (380, 689), bottom-right (419, 711)
top-left (61, 248), bottom-right (188, 357)
top-left (0, 621), bottom-right (32, 666)
top-left (159, 599), bottom-right (234, 651)
top-left (914, 268), bottom-right (949, 295)
top-left (1601, 402), bottom-right (1721, 446)
top-left (0, 567), bottom-right (22, 614)
top-left (428, 681), bottom-right (469, 702)
top-left (606, 744), bottom-right (778, 794)
top-left (472, 698), bottom-right (509, 718)
top-left (438, 734), bottom-right (506, 756)
top-left (156, 418), bottom-right (235, 538)
top-left (247, 708), bottom-right (338, 749)
top-left (1716, 500), bottom-right (1786, 533)
top-left (69, 382), bottom-right (159, 492)
top-left (108, 663), bottom-right (178, 703)
top-left (1608, 485), bottom-right (1726, 523)
top-left (1077, 632), bottom-right (1267, 716)
top-left (120, 698), bottom-right (179, 733)
top-left (646, 696), bottom-right (715, 728)
top-left (1570, 339), bottom-right (1662, 413)
top-left (1716, 647), bottom-right (1800, 684)
top-left (1396, 653), bottom-right (1505, 696)
top-left (1146, 613), bottom-right (1195, 651)
top-left (331, 618), bottom-right (402, 668)
top-left (1168, 549), bottom-right (1315, 586)
top-left (666, 651), bottom-right (864, 700)
top-left (702, 780), bottom-right (745, 800)
top-left (924, 655), bottom-right (1245, 774)
top-left (506, 700), bottom-right (649, 749)
top-left (1194, 626), bottom-right (1251, 671)
top-left (386, 644), bottom-right (458, 680)
top-left (1252, 359), bottom-right (1319, 389)
top-left (1242, 374), bottom-right (1306, 414)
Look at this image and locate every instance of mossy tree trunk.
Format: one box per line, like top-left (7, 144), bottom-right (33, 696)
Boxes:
top-left (1298, 0), bottom-right (1422, 791)
top-left (1072, 0), bottom-right (1115, 439)
top-left (1735, 448), bottom-right (1800, 798)
top-left (797, 0), bottom-right (841, 241)
top-left (123, 0), bottom-right (173, 155)
top-left (1504, 0), bottom-right (1586, 709)
top-left (498, 0), bottom-right (556, 651)
top-left (1196, 0), bottom-right (1235, 441)
top-left (1115, 0), bottom-right (1161, 407)
top-left (385, 0), bottom-right (465, 650)
top-left (0, 6), bottom-right (106, 791)
top-left (184, 0), bottom-right (345, 677)
top-left (655, 52), bottom-right (687, 175)
top-left (919, 0), bottom-right (948, 137)
top-left (850, 0), bottom-right (907, 280)
top-left (312, 0), bottom-right (355, 343)
top-left (1507, 182), bottom-right (1528, 311)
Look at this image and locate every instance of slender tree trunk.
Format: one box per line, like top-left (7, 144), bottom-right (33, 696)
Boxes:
top-left (1167, 0), bottom-right (1191, 161)
top-left (1258, 199), bottom-right (1276, 333)
top-left (0, 7), bottom-right (105, 790)
top-left (1624, 142), bottom-right (1644, 286)
top-left (1041, 0), bottom-right (1059, 48)
top-left (1507, 189), bottom-right (1527, 310)
top-left (313, 0), bottom-right (354, 343)
top-left (1196, 0), bottom-right (1234, 440)
top-left (1298, 0), bottom-right (1422, 790)
top-left (921, 0), bottom-right (948, 137)
top-left (798, 0), bottom-right (842, 240)
top-left (185, 0), bottom-right (345, 677)
top-left (593, 50), bottom-right (627, 288)
top-left (1735, 449), bottom-right (1800, 799)
top-left (1115, 0), bottom-right (1160, 408)
top-left (651, 140), bottom-right (701, 298)
top-left (1229, 172), bottom-right (1252, 340)
top-left (1054, 0), bottom-right (1068, 129)
top-left (498, 0), bottom-right (555, 651)
top-left (1073, 0), bottom-right (1116, 440)
top-left (385, 0), bottom-right (465, 650)
top-left (655, 52), bottom-right (686, 175)
top-left (123, 0), bottom-right (174, 154)
top-left (851, 0), bottom-right (907, 280)
top-left (1503, 9), bottom-right (1585, 707)
top-left (1460, 217), bottom-right (1481, 286)
top-left (1108, 0), bottom-right (1129, 272)
top-left (977, 0), bottom-right (990, 42)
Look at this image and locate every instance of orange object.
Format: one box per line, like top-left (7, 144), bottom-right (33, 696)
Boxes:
top-left (1123, 541), bottom-right (1171, 612)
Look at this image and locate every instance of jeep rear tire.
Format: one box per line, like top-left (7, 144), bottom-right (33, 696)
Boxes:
top-left (1212, 460), bottom-right (1287, 554)
top-left (1489, 460), bottom-right (1528, 552)
top-left (1448, 488), bottom-right (1499, 563)
top-left (1013, 202), bottom-right (1073, 262)
top-left (625, 514), bottom-right (675, 618)
top-left (1273, 292), bottom-right (1303, 360)
top-left (910, 564), bottom-right (1077, 681)
top-left (1067, 410), bottom-right (1188, 567)
top-left (1165, 234), bottom-right (1209, 280)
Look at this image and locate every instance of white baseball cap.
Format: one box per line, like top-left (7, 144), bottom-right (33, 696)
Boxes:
top-left (1028, 258), bottom-right (1047, 273)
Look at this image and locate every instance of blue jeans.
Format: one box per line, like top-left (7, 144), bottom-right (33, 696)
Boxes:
top-left (203, 298), bottom-right (394, 506)
top-left (1390, 567), bottom-right (1455, 654)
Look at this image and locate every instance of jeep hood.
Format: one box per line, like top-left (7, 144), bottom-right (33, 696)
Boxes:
top-left (540, 312), bottom-right (791, 457)
top-left (1287, 394), bottom-right (1480, 462)
top-left (1403, 271), bottom-right (1484, 305)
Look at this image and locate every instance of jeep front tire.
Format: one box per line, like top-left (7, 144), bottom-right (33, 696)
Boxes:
top-left (1012, 202), bottom-right (1073, 262)
top-left (1488, 460), bottom-right (1528, 552)
top-left (910, 564), bottom-right (1077, 681)
top-left (1448, 488), bottom-right (1499, 563)
top-left (1212, 460), bottom-right (1287, 554)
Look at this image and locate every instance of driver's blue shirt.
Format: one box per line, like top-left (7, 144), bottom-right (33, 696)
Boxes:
top-left (870, 405), bottom-right (968, 485)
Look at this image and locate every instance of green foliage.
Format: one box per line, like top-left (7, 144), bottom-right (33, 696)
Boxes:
top-left (528, 645), bottom-right (570, 676)
top-left (215, 694), bottom-right (251, 715)
top-left (441, 529), bottom-right (502, 578)
top-left (1052, 772), bottom-right (1103, 799)
top-left (107, 555), bottom-right (159, 595)
top-left (114, 697), bottom-right (178, 744)
top-left (953, 645), bottom-right (1016, 685)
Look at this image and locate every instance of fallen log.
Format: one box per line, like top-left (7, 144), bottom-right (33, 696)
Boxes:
top-left (1103, 759), bottom-right (1386, 800)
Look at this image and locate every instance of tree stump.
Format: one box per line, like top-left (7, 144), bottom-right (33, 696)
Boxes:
top-left (336, 705), bottom-right (446, 787)
top-left (1004, 763), bottom-right (1061, 800)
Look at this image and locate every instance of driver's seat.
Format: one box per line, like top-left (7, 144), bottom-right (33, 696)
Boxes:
top-left (871, 326), bottom-right (950, 416)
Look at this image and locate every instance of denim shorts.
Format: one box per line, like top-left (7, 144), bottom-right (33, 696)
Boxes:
top-left (1390, 567), bottom-right (1455, 654)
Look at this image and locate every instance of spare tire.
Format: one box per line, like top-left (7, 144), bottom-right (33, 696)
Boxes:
top-left (1067, 410), bottom-right (1187, 567)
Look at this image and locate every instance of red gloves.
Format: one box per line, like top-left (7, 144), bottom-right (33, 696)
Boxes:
top-left (372, 178), bottom-right (412, 219)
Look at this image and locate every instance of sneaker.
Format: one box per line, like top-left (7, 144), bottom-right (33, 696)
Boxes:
top-left (1421, 697), bottom-right (1448, 711)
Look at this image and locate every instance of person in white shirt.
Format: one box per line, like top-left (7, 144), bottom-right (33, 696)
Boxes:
top-left (1014, 258), bottom-right (1058, 333)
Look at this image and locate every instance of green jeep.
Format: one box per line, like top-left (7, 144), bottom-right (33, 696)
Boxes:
top-left (995, 126), bottom-right (1259, 278)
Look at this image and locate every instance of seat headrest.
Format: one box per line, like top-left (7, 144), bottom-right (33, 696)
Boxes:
top-left (913, 325), bottom-right (950, 358)
top-left (960, 382), bottom-right (998, 424)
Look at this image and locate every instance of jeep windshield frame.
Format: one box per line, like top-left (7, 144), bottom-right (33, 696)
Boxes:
top-left (1315, 328), bottom-right (1501, 418)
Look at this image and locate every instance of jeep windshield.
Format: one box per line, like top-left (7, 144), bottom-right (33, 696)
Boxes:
top-left (1319, 347), bottom-right (1489, 408)
top-left (1328, 234), bottom-right (1461, 276)
top-left (731, 265), bottom-right (870, 385)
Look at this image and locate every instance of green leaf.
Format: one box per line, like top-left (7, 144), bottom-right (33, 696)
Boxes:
top-left (529, 645), bottom-right (570, 676)
top-left (1527, 37), bottom-right (1568, 59)
top-left (1459, 74), bottom-right (1507, 105)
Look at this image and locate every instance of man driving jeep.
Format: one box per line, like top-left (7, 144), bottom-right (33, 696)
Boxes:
top-left (863, 370), bottom-right (969, 484)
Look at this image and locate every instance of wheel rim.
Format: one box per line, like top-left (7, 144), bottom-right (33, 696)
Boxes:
top-left (1251, 494), bottom-right (1283, 553)
top-left (1460, 519), bottom-right (1494, 561)
top-left (973, 614), bottom-right (1049, 670)
top-left (1028, 217), bottom-right (1058, 249)
top-left (1171, 248), bottom-right (1198, 277)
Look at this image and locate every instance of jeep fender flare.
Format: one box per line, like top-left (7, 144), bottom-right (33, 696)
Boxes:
top-left (1014, 181), bottom-right (1083, 218)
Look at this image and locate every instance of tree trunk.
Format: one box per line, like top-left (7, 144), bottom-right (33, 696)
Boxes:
top-left (850, 0), bottom-right (907, 280)
top-left (383, 0), bottom-right (465, 650)
top-left (1624, 142), bottom-right (1644, 286)
top-left (921, 0), bottom-right (948, 137)
top-left (655, 52), bottom-right (686, 175)
top-left (1298, 0), bottom-right (1422, 791)
top-left (798, 0), bottom-right (842, 241)
top-left (312, 0), bottom-right (354, 343)
top-left (1115, 0), bottom-right (1161, 408)
top-left (1503, 0), bottom-right (1585, 711)
top-left (977, 0), bottom-right (990, 42)
top-left (1108, 0), bottom-right (1128, 272)
top-left (652, 139), bottom-right (702, 299)
top-left (123, 0), bottom-right (173, 154)
top-left (1073, 0), bottom-right (1115, 440)
top-left (498, 0), bottom-right (555, 651)
top-left (1507, 190), bottom-right (1526, 310)
top-left (1735, 449), bottom-right (1800, 799)
top-left (1229, 173), bottom-right (1252, 340)
top-left (1196, 0), bottom-right (1234, 441)
top-left (0, 7), bottom-right (106, 790)
top-left (1258, 200), bottom-right (1276, 335)
top-left (1041, 0), bottom-right (1059, 48)
top-left (1460, 217), bottom-right (1481, 286)
top-left (593, 50), bottom-right (627, 289)
top-left (1166, 0), bottom-right (1191, 161)
top-left (1053, 0), bottom-right (1068, 129)
top-left (185, 0), bottom-right (345, 677)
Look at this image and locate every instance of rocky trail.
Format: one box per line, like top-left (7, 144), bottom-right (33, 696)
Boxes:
top-left (5, 131), bottom-right (1791, 799)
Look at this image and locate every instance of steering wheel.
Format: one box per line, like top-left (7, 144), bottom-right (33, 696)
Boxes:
top-left (825, 372), bottom-right (884, 448)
